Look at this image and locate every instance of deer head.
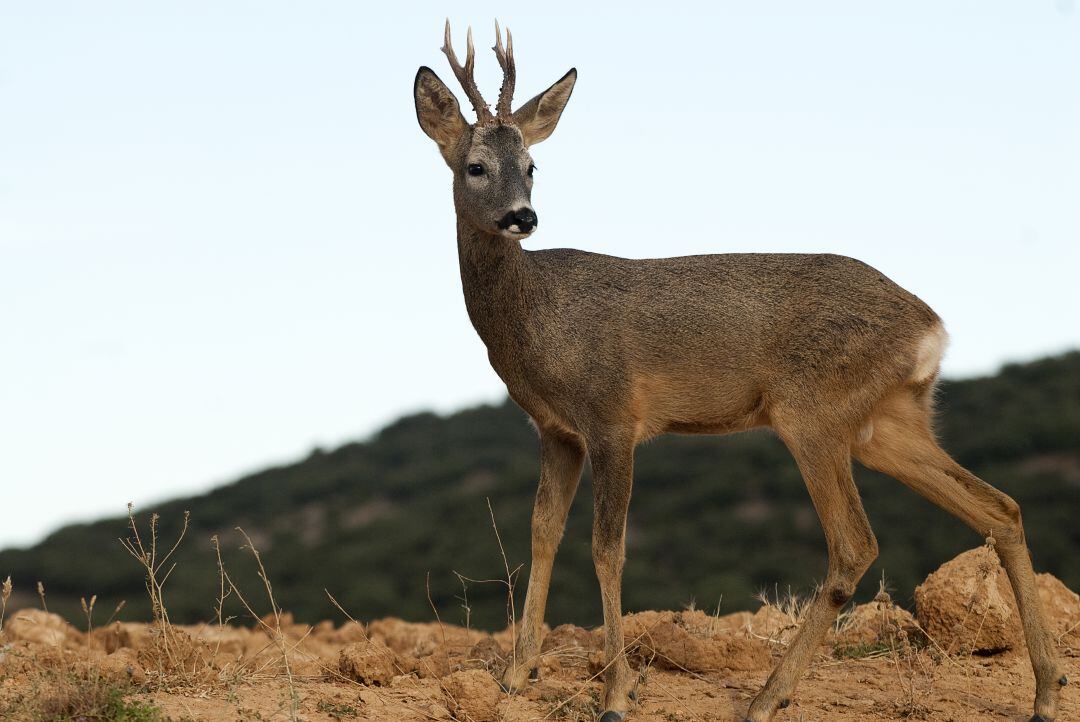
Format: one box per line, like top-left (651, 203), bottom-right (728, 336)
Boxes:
top-left (414, 20), bottom-right (576, 240)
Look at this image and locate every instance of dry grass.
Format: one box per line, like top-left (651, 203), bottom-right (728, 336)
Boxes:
top-left (747, 584), bottom-right (810, 649)
top-left (6, 663), bottom-right (169, 722)
top-left (1, 575), bottom-right (10, 634)
top-left (120, 505), bottom-right (216, 689)
top-left (0, 577), bottom-right (175, 722)
top-left (3, 506), bottom-right (313, 720)
top-left (746, 572), bottom-right (951, 719)
top-left (216, 528), bottom-right (300, 720)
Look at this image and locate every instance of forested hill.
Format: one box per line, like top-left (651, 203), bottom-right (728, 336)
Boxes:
top-left (2, 352), bottom-right (1078, 630)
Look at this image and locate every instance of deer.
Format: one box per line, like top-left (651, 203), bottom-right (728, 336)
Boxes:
top-left (412, 20), bottom-right (1067, 722)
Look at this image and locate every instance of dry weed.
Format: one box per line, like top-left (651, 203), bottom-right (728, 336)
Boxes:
top-left (747, 584), bottom-right (810, 649)
top-left (214, 527), bottom-right (309, 720)
top-left (120, 504), bottom-right (215, 689)
top-left (0, 574), bottom-right (162, 720)
top-left (1, 575), bottom-right (11, 635)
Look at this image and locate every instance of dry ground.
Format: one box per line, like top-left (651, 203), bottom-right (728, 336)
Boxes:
top-left (1, 544), bottom-right (1078, 721)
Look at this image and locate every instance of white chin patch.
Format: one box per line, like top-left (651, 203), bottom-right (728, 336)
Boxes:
top-left (500, 226), bottom-right (533, 239)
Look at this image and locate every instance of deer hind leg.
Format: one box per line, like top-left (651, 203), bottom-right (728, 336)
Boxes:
top-left (588, 432), bottom-right (638, 722)
top-left (854, 389), bottom-right (1066, 721)
top-left (501, 428), bottom-right (586, 692)
top-left (745, 426), bottom-right (878, 722)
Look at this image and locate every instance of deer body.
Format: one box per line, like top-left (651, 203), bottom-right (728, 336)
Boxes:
top-left (416, 22), bottom-right (1065, 722)
top-left (461, 222), bottom-right (940, 442)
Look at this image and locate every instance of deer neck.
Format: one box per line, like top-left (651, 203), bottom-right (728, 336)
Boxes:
top-left (456, 218), bottom-right (537, 361)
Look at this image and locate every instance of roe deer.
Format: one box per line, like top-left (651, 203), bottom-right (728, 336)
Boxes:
top-left (413, 20), bottom-right (1066, 722)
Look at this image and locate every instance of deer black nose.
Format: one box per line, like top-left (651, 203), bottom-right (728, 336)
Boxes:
top-left (514, 208), bottom-right (536, 230)
top-left (499, 208), bottom-right (537, 233)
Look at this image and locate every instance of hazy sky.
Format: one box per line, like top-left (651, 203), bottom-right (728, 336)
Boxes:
top-left (2, 1), bottom-right (1077, 549)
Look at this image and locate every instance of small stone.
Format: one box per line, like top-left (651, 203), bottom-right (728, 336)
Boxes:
top-left (441, 669), bottom-right (502, 722)
top-left (338, 639), bottom-right (399, 685)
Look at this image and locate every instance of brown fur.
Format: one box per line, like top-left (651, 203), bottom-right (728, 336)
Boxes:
top-left (413, 29), bottom-right (1064, 721)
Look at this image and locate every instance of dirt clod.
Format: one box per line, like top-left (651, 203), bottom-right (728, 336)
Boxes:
top-left (621, 610), bottom-right (770, 672)
top-left (1, 609), bottom-right (81, 646)
top-left (441, 668), bottom-right (502, 721)
top-left (97, 647), bottom-right (147, 685)
top-left (338, 639), bottom-right (399, 685)
top-left (916, 547), bottom-right (1019, 653)
top-left (467, 636), bottom-right (504, 667)
top-left (1034, 573), bottom-right (1080, 648)
top-left (541, 623), bottom-right (597, 653)
top-left (832, 601), bottom-right (923, 649)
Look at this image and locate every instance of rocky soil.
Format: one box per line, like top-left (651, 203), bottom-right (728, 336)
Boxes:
top-left (1, 545), bottom-right (1078, 721)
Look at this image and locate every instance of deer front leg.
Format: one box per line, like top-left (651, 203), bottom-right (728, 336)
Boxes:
top-left (589, 435), bottom-right (638, 722)
top-left (501, 429), bottom-right (585, 692)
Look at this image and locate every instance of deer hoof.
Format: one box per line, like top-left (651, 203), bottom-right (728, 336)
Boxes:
top-left (598, 712), bottom-right (624, 722)
top-left (1029, 715), bottom-right (1051, 722)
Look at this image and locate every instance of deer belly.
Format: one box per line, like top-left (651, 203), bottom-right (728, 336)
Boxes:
top-left (631, 371), bottom-right (768, 439)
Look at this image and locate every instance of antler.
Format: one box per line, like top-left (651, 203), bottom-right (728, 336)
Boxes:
top-left (492, 20), bottom-right (516, 122)
top-left (441, 20), bottom-right (494, 126)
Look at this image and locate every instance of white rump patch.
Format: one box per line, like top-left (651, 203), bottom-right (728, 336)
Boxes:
top-left (910, 323), bottom-right (949, 384)
top-left (857, 420), bottom-right (874, 444)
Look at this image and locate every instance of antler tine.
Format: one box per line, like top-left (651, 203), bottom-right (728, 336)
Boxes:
top-left (493, 19), bottom-right (516, 122)
top-left (441, 19), bottom-right (493, 125)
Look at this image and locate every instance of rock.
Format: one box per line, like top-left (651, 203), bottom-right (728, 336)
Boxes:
top-left (467, 636), bottom-right (504, 666)
top-left (916, 548), bottom-right (1080, 655)
top-left (638, 623), bottom-right (769, 672)
top-left (408, 648), bottom-right (452, 678)
top-left (369, 618), bottom-right (473, 657)
top-left (621, 610), bottom-right (770, 672)
top-left (428, 702), bottom-right (454, 719)
top-left (188, 623), bottom-right (252, 657)
top-left (832, 602), bottom-right (922, 649)
top-left (1034, 573), bottom-right (1080, 647)
top-left (287, 652), bottom-right (327, 678)
top-left (441, 668), bottom-right (502, 722)
top-left (541, 623), bottom-right (596, 653)
top-left (1, 609), bottom-right (81, 647)
top-left (338, 639), bottom-right (400, 685)
top-left (97, 647), bottom-right (147, 685)
top-left (257, 611), bottom-right (311, 641)
top-left (915, 547), bottom-right (1019, 653)
top-left (710, 611), bottom-right (755, 634)
top-left (321, 621), bottom-right (369, 645)
top-left (93, 622), bottom-right (153, 654)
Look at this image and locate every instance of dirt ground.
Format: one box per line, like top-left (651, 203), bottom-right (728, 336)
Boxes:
top-left (1, 546), bottom-right (1078, 721)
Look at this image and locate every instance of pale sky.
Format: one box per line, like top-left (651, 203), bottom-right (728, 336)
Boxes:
top-left (1, 1), bottom-right (1078, 549)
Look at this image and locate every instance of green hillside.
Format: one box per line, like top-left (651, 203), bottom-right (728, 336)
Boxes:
top-left (2, 352), bottom-right (1078, 630)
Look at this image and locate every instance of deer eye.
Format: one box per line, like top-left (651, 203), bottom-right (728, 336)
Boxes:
top-left (467, 163), bottom-right (485, 176)
top-left (527, 163), bottom-right (536, 178)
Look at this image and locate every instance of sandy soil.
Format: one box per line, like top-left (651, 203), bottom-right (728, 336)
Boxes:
top-left (1, 546), bottom-right (1078, 721)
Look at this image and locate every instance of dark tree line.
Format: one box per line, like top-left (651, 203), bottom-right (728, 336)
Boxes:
top-left (2, 352), bottom-right (1077, 629)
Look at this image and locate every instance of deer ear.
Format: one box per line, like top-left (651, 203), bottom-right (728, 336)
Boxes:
top-left (414, 67), bottom-right (469, 162)
top-left (512, 68), bottom-right (576, 147)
